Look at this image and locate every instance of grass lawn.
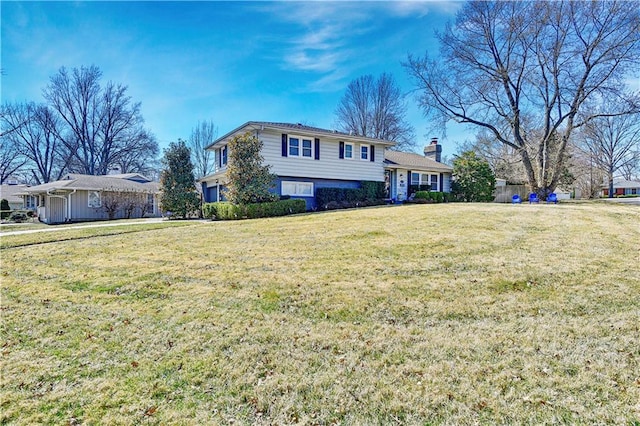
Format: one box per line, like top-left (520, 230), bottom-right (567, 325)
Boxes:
top-left (1, 203), bottom-right (639, 425)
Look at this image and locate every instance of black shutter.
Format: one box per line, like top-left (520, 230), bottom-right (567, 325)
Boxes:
top-left (218, 148), bottom-right (222, 168)
top-left (314, 138), bottom-right (320, 160)
top-left (281, 134), bottom-right (288, 157)
top-left (440, 173), bottom-right (444, 192)
top-left (370, 145), bottom-right (375, 162)
top-left (339, 141), bottom-right (344, 159)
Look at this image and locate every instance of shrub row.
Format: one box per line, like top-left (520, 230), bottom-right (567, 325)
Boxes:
top-left (407, 191), bottom-right (451, 203)
top-left (203, 199), bottom-right (306, 220)
top-left (323, 199), bottom-right (386, 210)
top-left (316, 181), bottom-right (386, 210)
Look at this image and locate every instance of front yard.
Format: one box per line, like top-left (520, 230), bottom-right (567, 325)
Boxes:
top-left (1, 203), bottom-right (639, 424)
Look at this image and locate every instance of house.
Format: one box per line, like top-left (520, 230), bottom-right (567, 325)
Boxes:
top-left (19, 173), bottom-right (160, 224)
top-left (383, 138), bottom-right (453, 201)
top-left (602, 179), bottom-right (640, 197)
top-left (199, 122), bottom-right (455, 209)
top-left (1, 183), bottom-right (34, 211)
top-left (199, 122), bottom-right (396, 210)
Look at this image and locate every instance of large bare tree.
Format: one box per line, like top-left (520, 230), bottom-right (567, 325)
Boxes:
top-left (43, 65), bottom-right (158, 176)
top-left (580, 108), bottom-right (640, 197)
top-left (187, 120), bottom-right (217, 178)
top-left (0, 104), bottom-right (28, 183)
top-left (1, 102), bottom-right (66, 184)
top-left (335, 73), bottom-right (415, 150)
top-left (405, 1), bottom-right (640, 198)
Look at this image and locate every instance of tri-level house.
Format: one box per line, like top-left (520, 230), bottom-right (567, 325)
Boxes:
top-left (200, 122), bottom-right (395, 209)
top-left (199, 121), bottom-right (453, 209)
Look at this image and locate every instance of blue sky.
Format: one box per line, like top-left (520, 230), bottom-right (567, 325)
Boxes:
top-left (1, 1), bottom-right (467, 158)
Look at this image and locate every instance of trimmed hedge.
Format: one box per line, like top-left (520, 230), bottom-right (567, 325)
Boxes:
top-left (408, 191), bottom-right (450, 203)
top-left (316, 181), bottom-right (385, 210)
top-left (203, 199), bottom-right (306, 220)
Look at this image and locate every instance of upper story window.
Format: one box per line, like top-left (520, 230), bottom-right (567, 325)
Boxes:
top-left (344, 143), bottom-right (354, 159)
top-left (222, 146), bottom-right (228, 165)
top-left (360, 145), bottom-right (369, 160)
top-left (302, 139), bottom-right (312, 157)
top-left (288, 136), bottom-right (313, 158)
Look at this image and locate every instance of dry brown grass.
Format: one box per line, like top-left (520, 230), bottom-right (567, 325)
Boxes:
top-left (1, 203), bottom-right (639, 424)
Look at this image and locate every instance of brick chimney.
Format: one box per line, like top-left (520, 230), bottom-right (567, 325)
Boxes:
top-left (424, 137), bottom-right (442, 162)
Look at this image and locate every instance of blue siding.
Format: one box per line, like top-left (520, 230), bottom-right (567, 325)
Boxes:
top-left (202, 182), bottom-right (227, 203)
top-left (275, 176), bottom-right (361, 210)
top-left (204, 177), bottom-right (364, 210)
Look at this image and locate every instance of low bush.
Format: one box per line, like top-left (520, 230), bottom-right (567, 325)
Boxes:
top-left (408, 191), bottom-right (449, 203)
top-left (316, 181), bottom-right (386, 210)
top-left (203, 199), bottom-right (306, 220)
top-left (1, 199), bottom-right (10, 219)
top-left (8, 212), bottom-right (28, 223)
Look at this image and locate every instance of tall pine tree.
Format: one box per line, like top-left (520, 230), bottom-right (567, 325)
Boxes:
top-left (159, 139), bottom-right (200, 218)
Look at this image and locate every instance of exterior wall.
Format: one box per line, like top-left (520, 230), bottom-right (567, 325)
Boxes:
top-left (201, 182), bottom-right (227, 203)
top-left (48, 196), bottom-right (66, 223)
top-left (70, 190), bottom-right (107, 221)
top-left (389, 169), bottom-right (452, 202)
top-left (275, 176), bottom-right (361, 210)
top-left (259, 129), bottom-right (386, 182)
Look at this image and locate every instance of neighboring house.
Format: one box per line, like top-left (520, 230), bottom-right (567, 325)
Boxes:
top-left (383, 139), bottom-right (453, 202)
top-left (199, 122), bottom-right (396, 210)
top-left (19, 173), bottom-right (160, 224)
top-left (602, 179), bottom-right (640, 197)
top-left (1, 184), bottom-right (34, 210)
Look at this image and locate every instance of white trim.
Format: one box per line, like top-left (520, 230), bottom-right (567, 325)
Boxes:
top-left (288, 135), bottom-right (314, 159)
top-left (88, 191), bottom-right (101, 208)
top-left (344, 142), bottom-right (354, 159)
top-left (281, 181), bottom-right (314, 197)
top-left (360, 144), bottom-right (369, 161)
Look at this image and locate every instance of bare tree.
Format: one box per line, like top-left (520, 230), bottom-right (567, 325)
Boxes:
top-left (580, 109), bottom-right (640, 197)
top-left (1, 102), bottom-right (68, 184)
top-left (458, 131), bottom-right (526, 184)
top-left (0, 104), bottom-right (28, 183)
top-left (187, 120), bottom-right (217, 178)
top-left (335, 73), bottom-right (415, 150)
top-left (405, 1), bottom-right (640, 199)
top-left (0, 138), bottom-right (26, 183)
top-left (113, 130), bottom-right (159, 177)
top-left (43, 65), bottom-right (157, 176)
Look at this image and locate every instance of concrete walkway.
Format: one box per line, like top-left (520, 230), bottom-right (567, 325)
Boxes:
top-left (0, 218), bottom-right (169, 237)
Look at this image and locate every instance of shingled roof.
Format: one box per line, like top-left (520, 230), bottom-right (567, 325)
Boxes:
top-left (206, 121), bottom-right (397, 149)
top-left (384, 150), bottom-right (453, 172)
top-left (21, 174), bottom-right (159, 194)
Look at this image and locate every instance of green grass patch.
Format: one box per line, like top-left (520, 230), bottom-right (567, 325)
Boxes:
top-left (1, 203), bottom-right (639, 424)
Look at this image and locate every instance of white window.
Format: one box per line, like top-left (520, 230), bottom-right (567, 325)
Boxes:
top-left (431, 174), bottom-right (438, 191)
top-left (282, 181), bottom-right (314, 197)
top-left (88, 191), bottom-right (101, 208)
top-left (361, 145), bottom-right (369, 160)
top-left (344, 143), bottom-right (354, 159)
top-left (289, 137), bottom-right (299, 156)
top-left (411, 173), bottom-right (420, 186)
top-left (289, 136), bottom-right (313, 158)
top-left (302, 139), bottom-right (312, 157)
top-left (25, 195), bottom-right (37, 209)
top-left (222, 146), bottom-right (228, 165)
